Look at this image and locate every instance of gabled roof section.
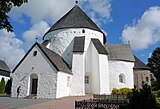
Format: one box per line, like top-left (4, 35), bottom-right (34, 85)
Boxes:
top-left (38, 44), bottom-right (72, 74)
top-left (73, 36), bottom-right (85, 53)
top-left (134, 55), bottom-right (150, 70)
top-left (0, 60), bottom-right (11, 77)
top-left (0, 60), bottom-right (11, 72)
top-left (44, 5), bottom-right (106, 43)
top-left (12, 43), bottom-right (71, 74)
top-left (106, 44), bottom-right (135, 62)
top-left (91, 39), bottom-right (108, 55)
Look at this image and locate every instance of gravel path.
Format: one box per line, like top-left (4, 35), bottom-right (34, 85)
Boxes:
top-left (0, 97), bottom-right (50, 109)
top-left (0, 95), bottom-right (92, 109)
top-left (20, 95), bottom-right (93, 109)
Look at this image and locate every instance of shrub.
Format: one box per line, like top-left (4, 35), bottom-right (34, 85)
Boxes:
top-left (112, 88), bottom-right (132, 95)
top-left (120, 88), bottom-right (132, 95)
top-left (129, 83), bottom-right (157, 109)
top-left (157, 90), bottom-right (160, 97)
top-left (5, 78), bottom-right (12, 94)
top-left (0, 78), bottom-right (6, 93)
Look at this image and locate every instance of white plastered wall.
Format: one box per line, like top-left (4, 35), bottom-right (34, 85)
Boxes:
top-left (99, 55), bottom-right (110, 94)
top-left (109, 60), bottom-right (134, 91)
top-left (44, 28), bottom-right (104, 68)
top-left (56, 71), bottom-right (72, 98)
top-left (11, 45), bottom-right (58, 99)
top-left (85, 41), bottom-right (110, 94)
top-left (91, 42), bottom-right (100, 94)
top-left (85, 42), bottom-right (92, 93)
top-left (70, 53), bottom-right (85, 96)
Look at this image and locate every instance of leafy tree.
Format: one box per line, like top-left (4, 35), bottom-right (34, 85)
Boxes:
top-left (5, 78), bottom-right (12, 94)
top-left (129, 83), bottom-right (157, 109)
top-left (147, 47), bottom-right (160, 89)
top-left (0, 78), bottom-right (6, 93)
top-left (0, 0), bottom-right (28, 32)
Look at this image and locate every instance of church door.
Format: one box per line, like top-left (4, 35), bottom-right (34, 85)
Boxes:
top-left (31, 79), bottom-right (38, 94)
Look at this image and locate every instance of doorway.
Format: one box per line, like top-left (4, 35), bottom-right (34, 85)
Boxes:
top-left (30, 73), bottom-right (38, 95)
top-left (31, 79), bottom-right (38, 94)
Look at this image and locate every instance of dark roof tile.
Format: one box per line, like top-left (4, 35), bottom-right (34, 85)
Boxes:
top-left (134, 55), bottom-right (150, 70)
top-left (106, 44), bottom-right (135, 62)
top-left (38, 44), bottom-right (72, 74)
top-left (0, 60), bottom-right (11, 77)
top-left (44, 5), bottom-right (106, 44)
top-left (73, 36), bottom-right (85, 52)
top-left (91, 39), bottom-right (108, 55)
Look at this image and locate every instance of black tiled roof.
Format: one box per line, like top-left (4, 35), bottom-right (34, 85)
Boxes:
top-left (106, 44), bottom-right (135, 62)
top-left (91, 39), bottom-right (108, 55)
top-left (134, 55), bottom-right (150, 70)
top-left (43, 5), bottom-right (106, 44)
top-left (73, 36), bottom-right (85, 53)
top-left (38, 44), bottom-right (72, 74)
top-left (0, 60), bottom-right (11, 77)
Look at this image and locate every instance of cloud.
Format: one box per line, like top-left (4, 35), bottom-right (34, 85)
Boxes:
top-left (0, 21), bottom-right (49, 70)
top-left (0, 29), bottom-right (25, 70)
top-left (23, 21), bottom-right (50, 42)
top-left (9, 0), bottom-right (112, 26)
top-left (121, 6), bottom-right (160, 50)
top-left (22, 21), bottom-right (50, 50)
top-left (81, 0), bottom-right (112, 26)
top-left (9, 0), bottom-right (75, 24)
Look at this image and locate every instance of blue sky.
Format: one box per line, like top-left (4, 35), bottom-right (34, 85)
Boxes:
top-left (0, 0), bottom-right (160, 69)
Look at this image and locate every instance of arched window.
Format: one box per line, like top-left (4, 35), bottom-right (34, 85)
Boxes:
top-left (119, 74), bottom-right (125, 83)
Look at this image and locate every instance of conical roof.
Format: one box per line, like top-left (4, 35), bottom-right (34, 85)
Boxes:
top-left (44, 5), bottom-right (105, 42)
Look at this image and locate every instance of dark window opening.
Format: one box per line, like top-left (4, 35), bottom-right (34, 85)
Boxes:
top-left (82, 29), bottom-right (85, 33)
top-left (146, 77), bottom-right (149, 82)
top-left (33, 51), bottom-right (37, 56)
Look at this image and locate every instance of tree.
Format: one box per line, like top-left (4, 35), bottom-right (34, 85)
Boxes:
top-left (0, 0), bottom-right (28, 32)
top-left (5, 78), bottom-right (12, 94)
top-left (129, 83), bottom-right (157, 109)
top-left (147, 47), bottom-right (160, 89)
top-left (0, 78), bottom-right (6, 93)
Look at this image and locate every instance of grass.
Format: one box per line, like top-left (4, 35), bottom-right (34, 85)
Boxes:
top-left (0, 93), bottom-right (6, 96)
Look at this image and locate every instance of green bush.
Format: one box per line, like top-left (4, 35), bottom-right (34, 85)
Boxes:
top-left (112, 88), bottom-right (132, 95)
top-left (129, 84), bottom-right (157, 109)
top-left (157, 90), bottom-right (160, 97)
top-left (0, 78), bottom-right (6, 93)
top-left (5, 78), bottom-right (12, 94)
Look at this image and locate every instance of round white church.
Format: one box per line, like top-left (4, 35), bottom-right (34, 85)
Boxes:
top-left (11, 5), bottom-right (151, 99)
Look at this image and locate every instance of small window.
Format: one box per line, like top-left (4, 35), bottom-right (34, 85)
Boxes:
top-left (146, 77), bottom-right (149, 82)
top-left (82, 29), bottom-right (85, 33)
top-left (33, 51), bottom-right (37, 56)
top-left (119, 74), bottom-right (125, 83)
top-left (85, 76), bottom-right (89, 84)
top-left (67, 76), bottom-right (71, 87)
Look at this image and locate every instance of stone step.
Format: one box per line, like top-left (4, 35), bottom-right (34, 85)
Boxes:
top-left (24, 94), bottom-right (37, 99)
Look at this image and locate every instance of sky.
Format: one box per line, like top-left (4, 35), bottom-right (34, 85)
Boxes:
top-left (0, 0), bottom-right (160, 70)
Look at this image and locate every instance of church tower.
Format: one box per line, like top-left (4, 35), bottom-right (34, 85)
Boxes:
top-left (43, 4), bottom-right (110, 95)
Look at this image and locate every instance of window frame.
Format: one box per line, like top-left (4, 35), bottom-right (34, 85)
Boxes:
top-left (85, 76), bottom-right (89, 84)
top-left (119, 74), bottom-right (125, 84)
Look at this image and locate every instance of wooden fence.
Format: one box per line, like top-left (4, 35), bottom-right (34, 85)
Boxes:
top-left (93, 94), bottom-right (128, 100)
top-left (75, 99), bottom-right (120, 109)
top-left (75, 94), bottom-right (129, 109)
